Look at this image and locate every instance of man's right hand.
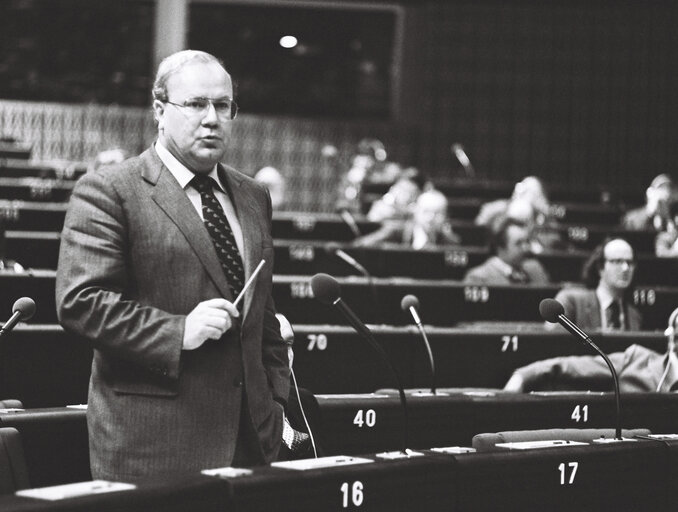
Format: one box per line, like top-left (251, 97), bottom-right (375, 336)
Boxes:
top-left (183, 298), bottom-right (239, 350)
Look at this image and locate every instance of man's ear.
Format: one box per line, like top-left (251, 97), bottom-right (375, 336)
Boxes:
top-left (152, 100), bottom-right (165, 126)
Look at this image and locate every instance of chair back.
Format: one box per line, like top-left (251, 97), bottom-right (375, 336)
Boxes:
top-left (0, 427), bottom-right (30, 492)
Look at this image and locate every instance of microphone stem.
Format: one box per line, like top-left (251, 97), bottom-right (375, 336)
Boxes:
top-left (587, 339), bottom-right (622, 440)
top-left (558, 314), bottom-right (622, 440)
top-left (413, 319), bottom-right (436, 395)
top-left (334, 298), bottom-right (409, 452)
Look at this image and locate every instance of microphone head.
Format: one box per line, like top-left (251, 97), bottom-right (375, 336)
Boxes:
top-left (12, 297), bottom-right (36, 320)
top-left (310, 273), bottom-right (341, 305)
top-left (325, 241), bottom-right (340, 255)
top-left (539, 298), bottom-right (564, 323)
top-left (401, 294), bottom-right (420, 311)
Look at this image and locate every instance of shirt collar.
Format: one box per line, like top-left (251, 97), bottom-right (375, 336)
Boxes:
top-left (596, 285), bottom-right (616, 310)
top-left (154, 141), bottom-right (223, 192)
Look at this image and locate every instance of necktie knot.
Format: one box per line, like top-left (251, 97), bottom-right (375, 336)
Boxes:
top-left (191, 174), bottom-right (216, 194)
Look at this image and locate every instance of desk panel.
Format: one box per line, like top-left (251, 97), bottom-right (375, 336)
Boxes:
top-left (315, 392), bottom-right (678, 455)
top-left (449, 441), bottom-right (668, 512)
top-left (0, 408), bottom-right (89, 487)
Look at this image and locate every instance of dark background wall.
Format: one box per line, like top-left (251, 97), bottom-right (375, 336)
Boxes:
top-left (403, 0), bottom-right (678, 193)
top-left (2, 0), bottom-right (677, 199)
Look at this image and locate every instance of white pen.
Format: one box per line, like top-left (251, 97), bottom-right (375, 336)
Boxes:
top-left (233, 259), bottom-right (266, 307)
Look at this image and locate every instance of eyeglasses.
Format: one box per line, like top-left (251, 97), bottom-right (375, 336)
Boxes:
top-left (606, 258), bottom-right (636, 267)
top-left (164, 97), bottom-right (238, 121)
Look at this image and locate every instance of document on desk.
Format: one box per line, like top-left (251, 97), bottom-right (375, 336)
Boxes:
top-left (16, 480), bottom-right (136, 501)
top-left (272, 455), bottom-right (374, 471)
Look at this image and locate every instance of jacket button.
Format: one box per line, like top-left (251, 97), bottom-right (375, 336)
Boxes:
top-left (233, 378), bottom-right (242, 388)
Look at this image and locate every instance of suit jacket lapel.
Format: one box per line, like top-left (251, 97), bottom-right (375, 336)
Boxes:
top-left (141, 149), bottom-right (235, 302)
top-left (220, 165), bottom-right (263, 316)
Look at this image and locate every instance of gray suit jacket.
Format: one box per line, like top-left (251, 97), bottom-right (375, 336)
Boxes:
top-left (555, 287), bottom-right (642, 331)
top-left (514, 344), bottom-right (674, 392)
top-left (56, 147), bottom-right (289, 480)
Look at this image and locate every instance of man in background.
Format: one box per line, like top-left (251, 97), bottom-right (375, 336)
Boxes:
top-left (621, 174), bottom-right (676, 231)
top-left (56, 50), bottom-right (289, 481)
top-left (552, 238), bottom-right (641, 331)
top-left (463, 217), bottom-right (550, 285)
top-left (353, 188), bottom-right (460, 249)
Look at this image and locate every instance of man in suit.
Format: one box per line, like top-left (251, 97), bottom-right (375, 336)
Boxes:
top-left (56, 50), bottom-right (289, 481)
top-left (504, 237), bottom-right (646, 392)
top-left (463, 217), bottom-right (550, 285)
top-left (553, 237), bottom-right (641, 331)
top-left (353, 188), bottom-right (461, 249)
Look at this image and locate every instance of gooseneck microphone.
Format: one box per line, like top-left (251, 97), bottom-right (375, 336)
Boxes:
top-left (336, 207), bottom-right (362, 238)
top-left (311, 273), bottom-right (409, 452)
top-left (325, 242), bottom-right (369, 277)
top-left (0, 297), bottom-right (36, 339)
top-left (540, 298), bottom-right (622, 440)
top-left (401, 295), bottom-right (436, 395)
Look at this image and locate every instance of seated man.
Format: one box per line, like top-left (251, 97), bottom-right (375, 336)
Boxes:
top-left (353, 188), bottom-right (460, 249)
top-left (254, 166), bottom-right (287, 211)
top-left (553, 238), bottom-right (641, 331)
top-left (463, 217), bottom-right (550, 284)
top-left (621, 173), bottom-right (676, 231)
top-left (504, 343), bottom-right (678, 393)
top-left (655, 200), bottom-right (678, 257)
top-left (365, 173), bottom-right (422, 222)
top-left (505, 314), bottom-right (677, 393)
top-left (475, 176), bottom-right (552, 229)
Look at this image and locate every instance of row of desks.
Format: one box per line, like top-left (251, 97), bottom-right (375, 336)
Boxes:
top-left (2, 325), bottom-right (667, 406)
top-left (6, 234), bottom-right (677, 286)
top-left (0, 440), bottom-right (674, 511)
top-left (0, 439), bottom-right (672, 511)
top-left (0, 206), bottom-right (663, 253)
top-left (3, 392), bottom-right (678, 509)
top-left (0, 176), bottom-right (627, 226)
top-left (2, 271), bottom-right (674, 329)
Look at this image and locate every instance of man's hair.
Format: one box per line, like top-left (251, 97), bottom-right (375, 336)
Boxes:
top-left (581, 237), bottom-right (633, 288)
top-left (489, 216), bottom-right (527, 254)
top-left (152, 50), bottom-right (228, 102)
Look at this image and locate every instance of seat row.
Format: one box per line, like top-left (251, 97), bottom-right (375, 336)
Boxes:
top-left (0, 272), bottom-right (674, 329)
top-left (1, 324), bottom-right (668, 408)
top-left (4, 230), bottom-right (677, 286)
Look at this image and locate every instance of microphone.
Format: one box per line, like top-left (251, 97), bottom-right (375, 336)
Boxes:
top-left (311, 273), bottom-right (410, 452)
top-left (539, 298), bottom-right (622, 440)
top-left (336, 207), bottom-right (362, 238)
top-left (0, 297), bottom-right (36, 339)
top-left (325, 242), bottom-right (369, 277)
top-left (451, 143), bottom-right (476, 178)
top-left (401, 295), bottom-right (436, 395)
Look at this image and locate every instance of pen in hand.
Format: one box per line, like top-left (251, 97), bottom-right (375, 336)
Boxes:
top-left (233, 259), bottom-right (266, 307)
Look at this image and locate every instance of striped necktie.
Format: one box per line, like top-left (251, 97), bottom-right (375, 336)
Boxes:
top-left (191, 174), bottom-right (245, 300)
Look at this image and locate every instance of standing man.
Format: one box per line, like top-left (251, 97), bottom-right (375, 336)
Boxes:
top-left (56, 50), bottom-right (289, 481)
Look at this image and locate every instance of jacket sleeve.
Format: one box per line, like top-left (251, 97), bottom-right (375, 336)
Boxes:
top-left (55, 170), bottom-right (184, 380)
top-left (259, 188), bottom-right (291, 407)
top-left (512, 350), bottom-right (631, 391)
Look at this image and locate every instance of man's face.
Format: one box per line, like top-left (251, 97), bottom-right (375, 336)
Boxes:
top-left (153, 61), bottom-right (233, 173)
top-left (599, 239), bottom-right (635, 292)
top-left (500, 224), bottom-right (531, 267)
top-left (414, 194), bottom-right (447, 232)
